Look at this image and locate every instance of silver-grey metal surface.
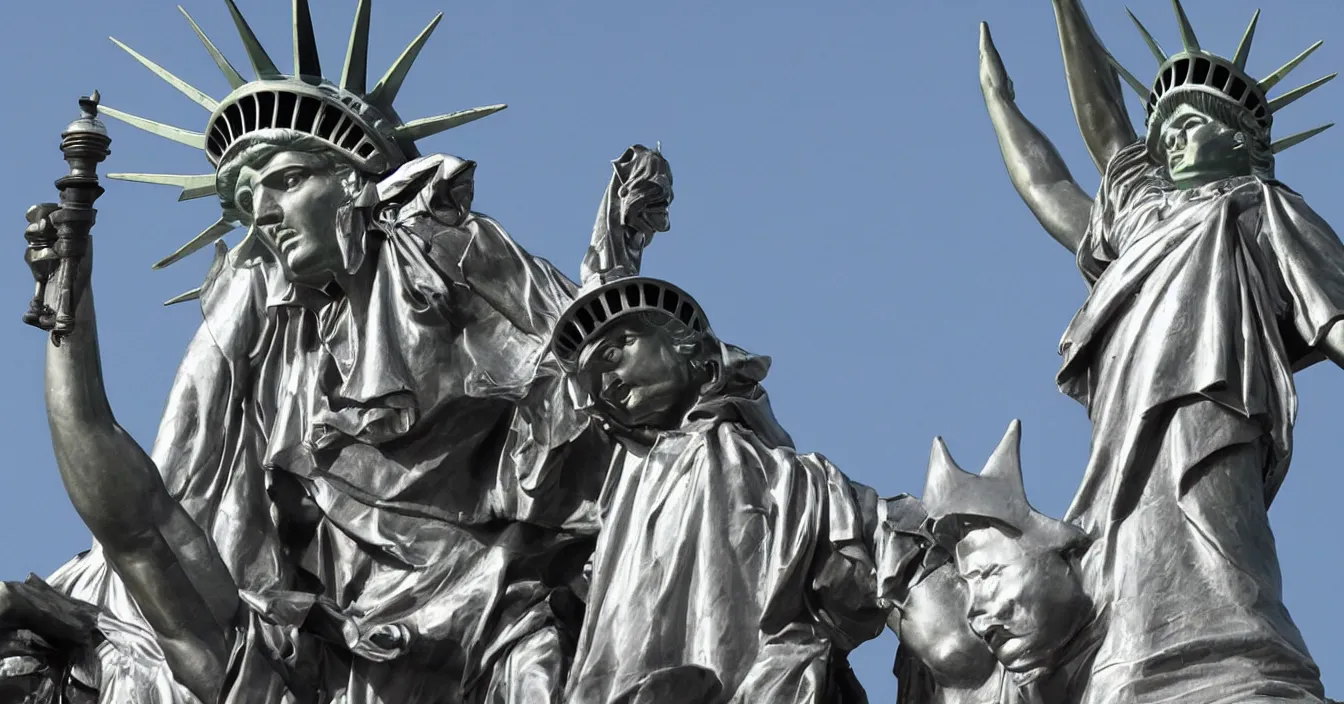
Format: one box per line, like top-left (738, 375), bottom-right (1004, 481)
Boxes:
top-left (3, 1), bottom-right (1341, 703)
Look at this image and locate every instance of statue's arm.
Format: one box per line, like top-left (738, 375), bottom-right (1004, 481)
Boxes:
top-left (1052, 0), bottom-right (1138, 172)
top-left (578, 145), bottom-right (672, 286)
top-left (40, 240), bottom-right (237, 702)
top-left (980, 23), bottom-right (1092, 254)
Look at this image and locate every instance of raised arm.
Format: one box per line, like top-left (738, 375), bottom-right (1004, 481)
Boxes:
top-left (979, 23), bottom-right (1092, 254)
top-left (29, 210), bottom-right (238, 702)
top-left (579, 145), bottom-right (673, 285)
top-left (1052, 0), bottom-right (1138, 172)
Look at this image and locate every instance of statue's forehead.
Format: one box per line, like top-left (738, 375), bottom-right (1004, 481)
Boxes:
top-left (1162, 102), bottom-right (1211, 126)
top-left (955, 526), bottom-right (1026, 571)
top-left (244, 150), bottom-right (322, 174)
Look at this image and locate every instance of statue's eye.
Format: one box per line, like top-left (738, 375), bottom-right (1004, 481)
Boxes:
top-left (282, 170), bottom-right (306, 190)
top-left (602, 346), bottom-right (622, 364)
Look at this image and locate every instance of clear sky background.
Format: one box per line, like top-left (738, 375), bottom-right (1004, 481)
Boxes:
top-left (0, 0), bottom-right (1340, 699)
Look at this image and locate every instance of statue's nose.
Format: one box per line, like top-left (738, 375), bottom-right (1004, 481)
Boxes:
top-left (253, 189), bottom-right (283, 227)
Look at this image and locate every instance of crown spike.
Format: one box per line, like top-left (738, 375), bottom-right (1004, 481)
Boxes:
top-left (164, 287), bottom-right (203, 306)
top-left (1126, 9), bottom-right (1167, 64)
top-left (153, 218), bottom-right (236, 270)
top-left (109, 38), bottom-right (219, 112)
top-left (100, 106), bottom-right (207, 149)
top-left (1105, 52), bottom-right (1152, 102)
top-left (292, 0), bottom-right (322, 78)
top-left (1171, 0), bottom-right (1200, 53)
top-left (1268, 73), bottom-right (1338, 113)
top-left (341, 0), bottom-right (373, 94)
top-left (368, 13), bottom-right (442, 107)
top-left (921, 436), bottom-right (977, 512)
top-left (178, 6), bottom-right (246, 90)
top-left (222, 0), bottom-right (281, 79)
top-left (395, 104), bottom-right (508, 142)
top-left (978, 419), bottom-right (1025, 489)
top-left (1271, 123), bottom-right (1335, 154)
top-left (1231, 9), bottom-right (1260, 70)
top-left (107, 173), bottom-right (217, 201)
top-left (1260, 41), bottom-right (1324, 92)
top-left (178, 182), bottom-right (218, 201)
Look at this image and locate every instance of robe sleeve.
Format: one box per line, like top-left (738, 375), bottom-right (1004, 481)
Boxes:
top-left (803, 456), bottom-right (891, 651)
top-left (150, 317), bottom-right (287, 597)
top-left (378, 154), bottom-right (578, 341)
top-left (444, 214), bottom-right (578, 339)
top-left (1254, 183), bottom-right (1344, 348)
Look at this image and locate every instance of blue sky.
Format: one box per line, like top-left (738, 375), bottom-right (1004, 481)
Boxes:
top-left (0, 0), bottom-right (1340, 698)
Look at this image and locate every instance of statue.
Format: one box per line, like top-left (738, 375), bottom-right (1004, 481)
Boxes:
top-left (7, 1), bottom-right (1343, 702)
top-left (549, 266), bottom-right (895, 701)
top-left (5, 2), bottom-right (674, 702)
top-left (978, 1), bottom-right (1341, 701)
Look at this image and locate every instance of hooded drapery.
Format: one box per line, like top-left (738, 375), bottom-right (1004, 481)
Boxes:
top-left (1057, 141), bottom-right (1344, 703)
top-left (38, 154), bottom-right (609, 703)
top-left (564, 345), bottom-right (893, 704)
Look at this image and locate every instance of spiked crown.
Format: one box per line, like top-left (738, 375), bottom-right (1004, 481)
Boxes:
top-left (101, 0), bottom-right (505, 287)
top-left (921, 421), bottom-right (1090, 555)
top-left (1107, 3), bottom-right (1338, 162)
top-left (551, 277), bottom-right (711, 366)
top-left (1108, 2), bottom-right (1336, 160)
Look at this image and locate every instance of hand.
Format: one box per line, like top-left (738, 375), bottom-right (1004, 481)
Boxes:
top-left (22, 204), bottom-right (60, 328)
top-left (0, 576), bottom-right (99, 646)
top-left (616, 145), bottom-right (674, 237)
top-left (979, 22), bottom-right (1017, 104)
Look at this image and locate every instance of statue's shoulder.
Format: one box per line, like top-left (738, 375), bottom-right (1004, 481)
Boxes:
top-left (375, 153), bottom-right (479, 229)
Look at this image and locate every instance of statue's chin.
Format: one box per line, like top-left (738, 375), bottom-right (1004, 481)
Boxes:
top-left (1169, 158), bottom-right (1251, 191)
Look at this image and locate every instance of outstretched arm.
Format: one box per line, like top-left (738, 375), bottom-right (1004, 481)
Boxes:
top-left (1052, 0), bottom-right (1138, 172)
top-left (579, 145), bottom-right (673, 286)
top-left (979, 23), bottom-right (1092, 254)
top-left (31, 214), bottom-right (237, 702)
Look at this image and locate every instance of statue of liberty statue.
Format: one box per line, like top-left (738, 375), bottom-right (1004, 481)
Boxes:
top-left (978, 1), bottom-right (1340, 701)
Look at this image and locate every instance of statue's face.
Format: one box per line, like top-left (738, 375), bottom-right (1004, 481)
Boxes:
top-left (576, 317), bottom-right (699, 430)
top-left (895, 562), bottom-right (998, 688)
top-left (1159, 103), bottom-right (1249, 189)
top-left (954, 527), bottom-right (1089, 672)
top-left (233, 150), bottom-right (349, 285)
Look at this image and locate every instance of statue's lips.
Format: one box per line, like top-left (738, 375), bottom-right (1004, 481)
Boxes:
top-left (272, 228), bottom-right (302, 253)
top-left (601, 380), bottom-right (633, 406)
top-left (982, 623), bottom-right (1029, 663)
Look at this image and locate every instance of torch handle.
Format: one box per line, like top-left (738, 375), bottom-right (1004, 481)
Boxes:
top-left (48, 203), bottom-right (96, 338)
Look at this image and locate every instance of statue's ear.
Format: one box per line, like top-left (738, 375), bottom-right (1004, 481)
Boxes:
top-left (696, 353), bottom-right (722, 397)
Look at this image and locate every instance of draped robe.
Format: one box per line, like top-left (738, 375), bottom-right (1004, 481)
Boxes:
top-left (1058, 142), bottom-right (1344, 703)
top-left (564, 351), bottom-right (891, 704)
top-left (33, 154), bottom-right (608, 703)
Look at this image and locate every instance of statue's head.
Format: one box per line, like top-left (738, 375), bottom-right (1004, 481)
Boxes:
top-left (1109, 2), bottom-right (1334, 189)
top-left (950, 519), bottom-right (1090, 673)
top-left (554, 278), bottom-right (717, 432)
top-left (573, 312), bottom-right (713, 430)
top-left (1155, 97), bottom-right (1267, 189)
top-left (216, 131), bottom-right (371, 286)
top-left (100, 0), bottom-right (505, 280)
top-left (921, 421), bottom-right (1093, 673)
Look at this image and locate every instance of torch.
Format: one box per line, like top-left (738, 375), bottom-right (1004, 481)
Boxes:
top-left (31, 92), bottom-right (111, 345)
